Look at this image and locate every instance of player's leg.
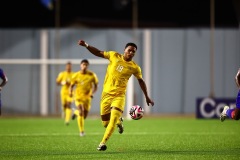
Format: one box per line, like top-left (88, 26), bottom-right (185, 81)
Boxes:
top-left (100, 93), bottom-right (112, 128)
top-left (220, 107), bottom-right (240, 121)
top-left (114, 96), bottom-right (125, 134)
top-left (60, 93), bottom-right (67, 119)
top-left (97, 95), bottom-right (124, 151)
top-left (97, 93), bottom-right (112, 151)
top-left (78, 98), bottom-right (90, 136)
top-left (77, 105), bottom-right (85, 136)
top-left (230, 108), bottom-right (240, 120)
top-left (98, 108), bottom-right (122, 151)
top-left (78, 101), bottom-right (90, 136)
top-left (74, 99), bottom-right (85, 136)
top-left (64, 96), bottom-right (73, 125)
top-left (84, 98), bottom-right (91, 119)
top-left (104, 107), bottom-right (123, 139)
top-left (231, 90), bottom-right (240, 120)
top-left (72, 108), bottom-right (78, 120)
top-left (64, 103), bottom-right (72, 125)
top-left (84, 110), bottom-right (89, 119)
top-left (221, 90), bottom-right (240, 121)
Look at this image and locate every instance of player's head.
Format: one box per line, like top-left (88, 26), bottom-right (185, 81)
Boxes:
top-left (66, 61), bottom-right (72, 72)
top-left (125, 43), bottom-right (137, 50)
top-left (81, 59), bottom-right (89, 65)
top-left (123, 42), bottom-right (137, 61)
top-left (80, 59), bottom-right (89, 72)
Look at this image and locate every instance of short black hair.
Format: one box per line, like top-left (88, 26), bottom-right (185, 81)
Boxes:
top-left (81, 59), bottom-right (89, 64)
top-left (125, 42), bottom-right (137, 50)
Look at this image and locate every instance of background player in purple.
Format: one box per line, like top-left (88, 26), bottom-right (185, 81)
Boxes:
top-left (220, 68), bottom-right (240, 121)
top-left (0, 68), bottom-right (8, 115)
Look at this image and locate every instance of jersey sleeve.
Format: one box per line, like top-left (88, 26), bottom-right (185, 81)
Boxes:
top-left (93, 73), bottom-right (99, 84)
top-left (133, 65), bottom-right (142, 79)
top-left (103, 51), bottom-right (116, 60)
top-left (70, 73), bottom-right (77, 85)
top-left (56, 72), bottom-right (63, 82)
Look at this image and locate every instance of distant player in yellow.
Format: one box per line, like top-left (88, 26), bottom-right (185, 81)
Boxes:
top-left (70, 59), bottom-right (98, 136)
top-left (56, 61), bottom-right (74, 125)
top-left (78, 40), bottom-right (154, 151)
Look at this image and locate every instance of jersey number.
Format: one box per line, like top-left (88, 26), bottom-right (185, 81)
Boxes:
top-left (116, 65), bottom-right (124, 72)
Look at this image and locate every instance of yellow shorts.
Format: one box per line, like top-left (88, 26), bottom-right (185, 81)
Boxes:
top-left (74, 96), bottom-right (91, 111)
top-left (61, 93), bottom-right (73, 106)
top-left (100, 92), bottom-right (125, 115)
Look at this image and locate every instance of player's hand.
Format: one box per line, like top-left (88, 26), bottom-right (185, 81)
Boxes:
top-left (78, 40), bottom-right (87, 47)
top-left (66, 81), bottom-right (71, 86)
top-left (146, 97), bottom-right (154, 106)
top-left (61, 81), bottom-right (66, 85)
top-left (0, 87), bottom-right (2, 91)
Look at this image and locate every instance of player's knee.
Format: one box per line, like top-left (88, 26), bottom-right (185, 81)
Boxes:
top-left (233, 113), bottom-right (240, 120)
top-left (84, 111), bottom-right (88, 119)
top-left (233, 108), bottom-right (240, 120)
top-left (102, 121), bottom-right (109, 128)
top-left (78, 105), bottom-right (84, 116)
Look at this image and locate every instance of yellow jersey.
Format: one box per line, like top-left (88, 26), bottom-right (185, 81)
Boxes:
top-left (103, 51), bottom-right (142, 95)
top-left (71, 70), bottom-right (98, 99)
top-left (56, 71), bottom-right (74, 95)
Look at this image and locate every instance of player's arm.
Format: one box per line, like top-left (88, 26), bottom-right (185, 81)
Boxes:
top-left (137, 78), bottom-right (154, 106)
top-left (56, 73), bottom-right (62, 86)
top-left (56, 73), bottom-right (65, 86)
top-left (91, 83), bottom-right (98, 98)
top-left (56, 79), bottom-right (63, 86)
top-left (78, 40), bottom-right (105, 58)
top-left (69, 82), bottom-right (76, 97)
top-left (235, 68), bottom-right (240, 89)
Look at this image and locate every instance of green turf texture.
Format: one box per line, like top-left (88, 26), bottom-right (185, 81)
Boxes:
top-left (0, 117), bottom-right (239, 160)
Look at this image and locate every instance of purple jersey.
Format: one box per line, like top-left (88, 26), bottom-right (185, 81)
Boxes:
top-left (236, 90), bottom-right (240, 109)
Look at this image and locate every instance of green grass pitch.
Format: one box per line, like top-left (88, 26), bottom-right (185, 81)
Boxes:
top-left (0, 116), bottom-right (240, 160)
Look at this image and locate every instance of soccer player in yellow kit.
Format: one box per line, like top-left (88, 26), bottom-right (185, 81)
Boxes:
top-left (56, 62), bottom-right (74, 125)
top-left (78, 40), bottom-right (154, 151)
top-left (70, 59), bottom-right (98, 136)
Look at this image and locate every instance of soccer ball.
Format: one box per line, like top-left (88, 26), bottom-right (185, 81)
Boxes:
top-left (129, 105), bottom-right (144, 120)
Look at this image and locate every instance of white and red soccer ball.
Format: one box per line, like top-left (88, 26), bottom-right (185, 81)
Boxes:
top-left (129, 105), bottom-right (144, 120)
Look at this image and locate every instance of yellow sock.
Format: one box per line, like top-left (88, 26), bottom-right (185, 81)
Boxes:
top-left (77, 115), bottom-right (84, 133)
top-left (65, 108), bottom-right (72, 123)
top-left (101, 109), bottom-right (121, 144)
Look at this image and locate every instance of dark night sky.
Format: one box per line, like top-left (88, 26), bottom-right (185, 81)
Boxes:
top-left (0, 0), bottom-right (239, 28)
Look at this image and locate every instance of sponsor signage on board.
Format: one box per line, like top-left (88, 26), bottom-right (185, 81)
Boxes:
top-left (196, 97), bottom-right (236, 118)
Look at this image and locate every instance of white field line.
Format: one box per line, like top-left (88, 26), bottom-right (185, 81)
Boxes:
top-left (0, 132), bottom-right (236, 137)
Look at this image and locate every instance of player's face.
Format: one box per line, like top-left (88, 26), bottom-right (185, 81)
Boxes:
top-left (80, 62), bottom-right (89, 71)
top-left (66, 63), bottom-right (72, 72)
top-left (123, 46), bottom-right (136, 61)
